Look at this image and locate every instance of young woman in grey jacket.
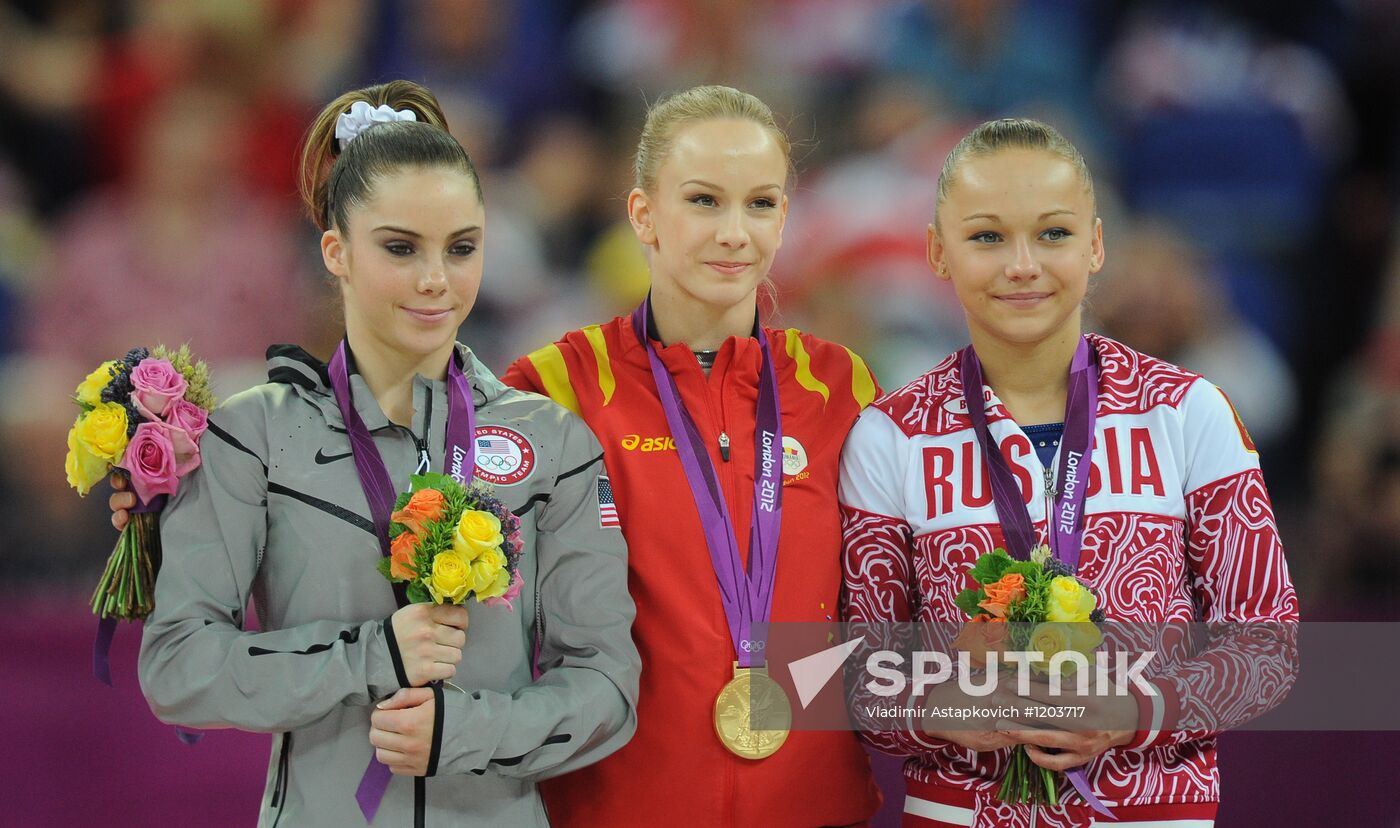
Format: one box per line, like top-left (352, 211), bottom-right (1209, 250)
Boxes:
top-left (112, 80), bottom-right (640, 827)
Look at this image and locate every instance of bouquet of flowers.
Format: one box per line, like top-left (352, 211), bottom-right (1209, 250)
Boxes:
top-left (953, 546), bottom-right (1105, 806)
top-left (380, 472), bottom-right (523, 609)
top-left (66, 346), bottom-right (215, 622)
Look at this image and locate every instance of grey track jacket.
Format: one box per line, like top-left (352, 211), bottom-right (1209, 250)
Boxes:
top-left (139, 343), bottom-right (640, 827)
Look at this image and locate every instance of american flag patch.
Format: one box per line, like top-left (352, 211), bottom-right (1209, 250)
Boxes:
top-left (597, 476), bottom-right (620, 528)
top-left (477, 437), bottom-right (513, 455)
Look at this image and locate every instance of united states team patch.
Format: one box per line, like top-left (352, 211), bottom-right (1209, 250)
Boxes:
top-left (597, 476), bottom-right (620, 528)
top-left (473, 426), bottom-right (535, 485)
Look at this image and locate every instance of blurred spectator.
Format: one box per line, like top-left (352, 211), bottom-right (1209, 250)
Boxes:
top-left (369, 0), bottom-right (579, 141)
top-left (0, 83), bottom-right (322, 582)
top-left (1098, 4), bottom-right (1354, 353)
top-left (1308, 223), bottom-right (1400, 615)
top-left (878, 0), bottom-right (1100, 134)
top-left (569, 0), bottom-right (886, 126)
top-left (779, 79), bottom-right (972, 386)
top-left (19, 83), bottom-right (317, 389)
top-left (0, 0), bottom-right (363, 208)
top-left (1087, 220), bottom-right (1299, 454)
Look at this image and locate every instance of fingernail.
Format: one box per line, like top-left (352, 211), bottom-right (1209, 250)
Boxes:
top-left (377, 700), bottom-right (388, 708)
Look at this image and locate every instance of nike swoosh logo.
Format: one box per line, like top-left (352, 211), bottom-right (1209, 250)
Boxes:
top-left (314, 448), bottom-right (353, 464)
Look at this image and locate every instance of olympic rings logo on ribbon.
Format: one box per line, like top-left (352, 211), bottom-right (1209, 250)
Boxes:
top-left (739, 640), bottom-right (766, 653)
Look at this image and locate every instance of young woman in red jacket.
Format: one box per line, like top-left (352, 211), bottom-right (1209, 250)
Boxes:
top-left (503, 86), bottom-right (882, 826)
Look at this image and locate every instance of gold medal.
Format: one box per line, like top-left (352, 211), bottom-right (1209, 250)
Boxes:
top-left (713, 662), bottom-right (792, 759)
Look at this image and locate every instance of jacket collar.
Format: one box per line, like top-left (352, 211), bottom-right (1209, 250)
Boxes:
top-left (265, 341), bottom-right (505, 431)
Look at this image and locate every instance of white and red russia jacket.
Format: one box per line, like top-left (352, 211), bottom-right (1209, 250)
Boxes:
top-left (838, 335), bottom-right (1299, 828)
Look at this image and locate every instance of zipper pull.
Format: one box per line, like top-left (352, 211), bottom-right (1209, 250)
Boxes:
top-left (1043, 465), bottom-right (1056, 498)
top-left (415, 437), bottom-right (430, 475)
top-left (718, 431), bottom-right (731, 462)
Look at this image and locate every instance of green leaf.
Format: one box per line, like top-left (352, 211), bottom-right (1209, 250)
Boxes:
top-left (968, 548), bottom-right (1014, 585)
top-left (955, 588), bottom-right (986, 618)
top-left (406, 581), bottom-right (431, 604)
top-left (410, 472), bottom-right (457, 493)
top-left (376, 557), bottom-right (394, 580)
top-left (1005, 560), bottom-right (1042, 581)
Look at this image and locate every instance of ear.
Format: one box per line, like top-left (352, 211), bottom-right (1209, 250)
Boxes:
top-left (321, 229), bottom-right (349, 281)
top-left (627, 188), bottom-right (657, 247)
top-left (927, 222), bottom-right (950, 281)
top-left (1088, 217), bottom-right (1105, 275)
top-left (774, 193), bottom-right (790, 251)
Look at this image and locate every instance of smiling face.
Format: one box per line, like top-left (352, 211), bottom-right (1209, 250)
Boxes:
top-left (321, 166), bottom-right (484, 366)
top-left (929, 148), bottom-right (1104, 349)
top-left (627, 117), bottom-right (789, 320)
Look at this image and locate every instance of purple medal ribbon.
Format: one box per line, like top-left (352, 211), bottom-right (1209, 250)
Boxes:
top-left (630, 299), bottom-right (782, 669)
top-left (959, 337), bottom-right (1097, 566)
top-left (328, 340), bottom-right (477, 824)
top-left (960, 337), bottom-right (1113, 819)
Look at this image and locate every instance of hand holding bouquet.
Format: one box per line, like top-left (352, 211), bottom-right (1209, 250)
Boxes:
top-left (66, 346), bottom-right (215, 624)
top-left (953, 546), bottom-right (1105, 808)
top-left (380, 472), bottom-right (524, 609)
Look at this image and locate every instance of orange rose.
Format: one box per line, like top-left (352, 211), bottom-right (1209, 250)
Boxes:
top-left (952, 615), bottom-right (1009, 669)
top-left (978, 573), bottom-right (1027, 618)
top-left (391, 488), bottom-right (448, 538)
top-left (389, 532), bottom-right (420, 580)
top-left (984, 573), bottom-right (1027, 604)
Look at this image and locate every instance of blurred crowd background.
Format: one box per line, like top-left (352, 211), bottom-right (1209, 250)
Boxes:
top-left (1, 0), bottom-right (1398, 824)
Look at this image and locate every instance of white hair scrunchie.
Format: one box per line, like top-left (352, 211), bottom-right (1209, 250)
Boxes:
top-left (335, 101), bottom-right (419, 150)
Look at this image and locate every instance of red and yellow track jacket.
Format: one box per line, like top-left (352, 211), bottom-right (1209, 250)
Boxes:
top-left (503, 315), bottom-right (883, 827)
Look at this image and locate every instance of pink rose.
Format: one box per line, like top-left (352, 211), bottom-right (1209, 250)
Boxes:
top-left (124, 422), bottom-right (180, 504)
top-left (130, 359), bottom-right (187, 420)
top-left (163, 399), bottom-right (207, 475)
top-left (165, 398), bottom-right (208, 440)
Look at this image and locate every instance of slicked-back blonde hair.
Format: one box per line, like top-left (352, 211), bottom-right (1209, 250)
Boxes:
top-left (633, 85), bottom-right (792, 192)
top-left (935, 118), bottom-right (1095, 225)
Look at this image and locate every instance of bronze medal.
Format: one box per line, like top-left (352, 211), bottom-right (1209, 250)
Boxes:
top-left (713, 662), bottom-right (791, 759)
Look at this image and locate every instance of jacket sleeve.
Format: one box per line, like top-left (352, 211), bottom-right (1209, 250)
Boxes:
top-left (138, 393), bottom-right (405, 733)
top-left (499, 356), bottom-right (544, 395)
top-left (1123, 380), bottom-right (1300, 750)
top-left (838, 407), bottom-right (956, 758)
top-left (432, 412), bottom-right (639, 779)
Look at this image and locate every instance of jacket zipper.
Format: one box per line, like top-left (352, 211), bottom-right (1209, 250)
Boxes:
top-left (416, 382), bottom-right (432, 474)
top-left (269, 731), bottom-right (292, 828)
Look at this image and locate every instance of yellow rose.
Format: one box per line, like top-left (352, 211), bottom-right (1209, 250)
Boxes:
top-left (74, 403), bottom-right (129, 463)
top-left (65, 420), bottom-right (110, 495)
top-left (1067, 621), bottom-right (1103, 653)
top-left (453, 510), bottom-right (504, 559)
top-left (453, 546), bottom-right (508, 599)
top-left (75, 361), bottom-right (121, 407)
top-left (476, 567), bottom-right (513, 601)
top-left (1046, 575), bottom-right (1097, 623)
top-left (427, 551), bottom-right (471, 604)
top-left (1028, 622), bottom-right (1088, 675)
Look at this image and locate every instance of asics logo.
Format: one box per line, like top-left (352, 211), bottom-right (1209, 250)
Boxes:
top-left (620, 434), bottom-right (676, 452)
